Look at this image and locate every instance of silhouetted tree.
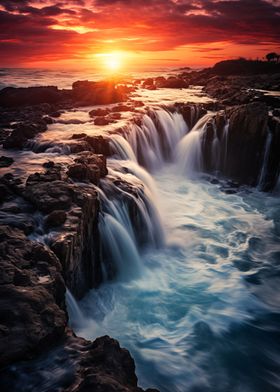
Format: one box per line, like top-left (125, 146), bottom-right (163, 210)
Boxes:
top-left (266, 52), bottom-right (280, 63)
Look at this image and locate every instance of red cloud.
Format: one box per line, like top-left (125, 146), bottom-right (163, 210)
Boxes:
top-left (0, 0), bottom-right (279, 66)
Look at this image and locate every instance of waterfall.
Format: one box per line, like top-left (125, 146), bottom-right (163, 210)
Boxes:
top-left (222, 121), bottom-right (229, 171)
top-left (114, 108), bottom-right (188, 171)
top-left (258, 130), bottom-right (273, 190)
top-left (176, 113), bottom-right (214, 176)
top-left (211, 123), bottom-right (221, 173)
top-left (96, 162), bottom-right (165, 281)
top-left (66, 289), bottom-right (86, 329)
top-left (100, 168), bottom-right (165, 249)
top-left (99, 213), bottom-right (142, 281)
top-left (110, 134), bottom-right (138, 162)
top-left (69, 106), bottom-right (278, 294)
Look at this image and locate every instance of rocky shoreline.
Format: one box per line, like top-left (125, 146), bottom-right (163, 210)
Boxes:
top-left (0, 60), bottom-right (280, 391)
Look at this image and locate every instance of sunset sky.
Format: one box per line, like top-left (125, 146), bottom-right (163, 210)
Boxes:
top-left (0, 0), bottom-right (280, 69)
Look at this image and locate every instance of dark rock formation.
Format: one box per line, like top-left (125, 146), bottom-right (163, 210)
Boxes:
top-left (211, 59), bottom-right (280, 76)
top-left (0, 332), bottom-right (158, 392)
top-left (143, 76), bottom-right (189, 89)
top-left (19, 157), bottom-right (106, 298)
top-left (159, 76), bottom-right (189, 89)
top-left (0, 225), bottom-right (66, 367)
top-left (0, 150), bottom-right (155, 391)
top-left (3, 122), bottom-right (47, 149)
top-left (111, 103), bottom-right (133, 112)
top-left (72, 80), bottom-right (126, 106)
top-left (89, 108), bottom-right (111, 117)
top-left (44, 210), bottom-right (67, 228)
top-left (198, 102), bottom-right (280, 190)
top-left (262, 116), bottom-right (280, 191)
top-left (225, 102), bottom-right (268, 185)
top-left (0, 80), bottom-right (129, 112)
top-left (142, 78), bottom-right (155, 89)
top-left (94, 116), bottom-right (111, 126)
top-left (0, 156), bottom-right (14, 168)
top-left (175, 103), bottom-right (207, 128)
top-left (68, 135), bottom-right (111, 156)
top-left (0, 86), bottom-right (67, 108)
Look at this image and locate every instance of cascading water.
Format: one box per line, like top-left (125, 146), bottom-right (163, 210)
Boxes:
top-left (67, 107), bottom-right (280, 392)
top-left (258, 130), bottom-right (273, 189)
top-left (95, 162), bottom-right (165, 281)
top-left (176, 113), bottom-right (214, 176)
top-left (118, 109), bottom-right (188, 171)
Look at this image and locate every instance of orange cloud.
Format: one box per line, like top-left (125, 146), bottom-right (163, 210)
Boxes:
top-left (0, 0), bottom-right (279, 68)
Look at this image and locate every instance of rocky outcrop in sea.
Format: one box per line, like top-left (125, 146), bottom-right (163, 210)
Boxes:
top-left (0, 61), bottom-right (280, 391)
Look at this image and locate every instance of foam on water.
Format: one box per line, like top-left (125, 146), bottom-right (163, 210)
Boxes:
top-left (1, 71), bottom-right (278, 390)
top-left (65, 107), bottom-right (280, 392)
top-left (71, 165), bottom-right (280, 391)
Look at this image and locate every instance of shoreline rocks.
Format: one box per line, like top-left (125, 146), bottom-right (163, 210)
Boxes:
top-left (0, 80), bottom-right (128, 109)
top-left (0, 150), bottom-right (155, 391)
top-left (199, 102), bottom-right (279, 190)
top-left (0, 65), bottom-right (280, 391)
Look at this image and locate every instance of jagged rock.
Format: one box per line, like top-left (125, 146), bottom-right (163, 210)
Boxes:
top-left (24, 180), bottom-right (73, 213)
top-left (66, 139), bottom-right (92, 154)
top-left (45, 210), bottom-right (67, 228)
top-left (176, 103), bottom-right (207, 128)
top-left (225, 102), bottom-right (268, 185)
top-left (109, 112), bottom-right (122, 120)
top-left (142, 78), bottom-right (154, 88)
top-left (94, 116), bottom-right (111, 126)
top-left (67, 163), bottom-right (100, 184)
top-left (0, 225), bottom-right (66, 367)
top-left (74, 152), bottom-right (108, 177)
top-left (211, 58), bottom-right (280, 76)
top-left (67, 135), bottom-right (110, 156)
top-left (3, 122), bottom-right (47, 149)
top-left (0, 224), bottom-right (152, 391)
top-left (0, 209), bottom-right (35, 235)
top-left (111, 104), bottom-right (132, 112)
top-left (89, 108), bottom-right (111, 117)
top-left (67, 153), bottom-right (107, 184)
top-left (159, 76), bottom-right (189, 89)
top-left (0, 156), bottom-right (14, 168)
top-left (71, 133), bottom-right (88, 140)
top-left (0, 86), bottom-right (64, 108)
top-left (200, 102), bottom-right (271, 186)
top-left (50, 185), bottom-right (101, 298)
top-left (43, 160), bottom-right (55, 169)
top-left (72, 80), bottom-right (126, 105)
top-left (154, 76), bottom-right (166, 87)
top-left (0, 174), bottom-right (23, 203)
top-left (85, 135), bottom-right (111, 155)
top-left (261, 116), bottom-right (280, 191)
top-left (0, 332), bottom-right (158, 392)
top-left (43, 116), bottom-right (54, 124)
top-left (50, 111), bottom-right (61, 118)
top-left (131, 100), bottom-right (145, 108)
top-left (0, 184), bottom-right (12, 204)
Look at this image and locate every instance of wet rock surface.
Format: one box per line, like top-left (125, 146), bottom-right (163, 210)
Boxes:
top-left (0, 225), bottom-right (66, 367)
top-left (0, 332), bottom-right (159, 392)
top-left (0, 150), bottom-right (152, 391)
top-left (0, 156), bottom-right (14, 167)
top-left (200, 102), bottom-right (279, 189)
top-left (0, 67), bottom-right (280, 391)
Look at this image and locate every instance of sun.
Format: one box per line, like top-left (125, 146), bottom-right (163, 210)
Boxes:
top-left (96, 52), bottom-right (123, 72)
top-left (105, 55), bottom-right (121, 71)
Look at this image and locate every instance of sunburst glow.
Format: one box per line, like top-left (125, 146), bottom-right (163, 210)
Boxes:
top-left (96, 52), bottom-right (123, 72)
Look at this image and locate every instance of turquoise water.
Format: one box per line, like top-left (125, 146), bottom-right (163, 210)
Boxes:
top-left (1, 68), bottom-right (279, 391)
top-left (71, 164), bottom-right (280, 392)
